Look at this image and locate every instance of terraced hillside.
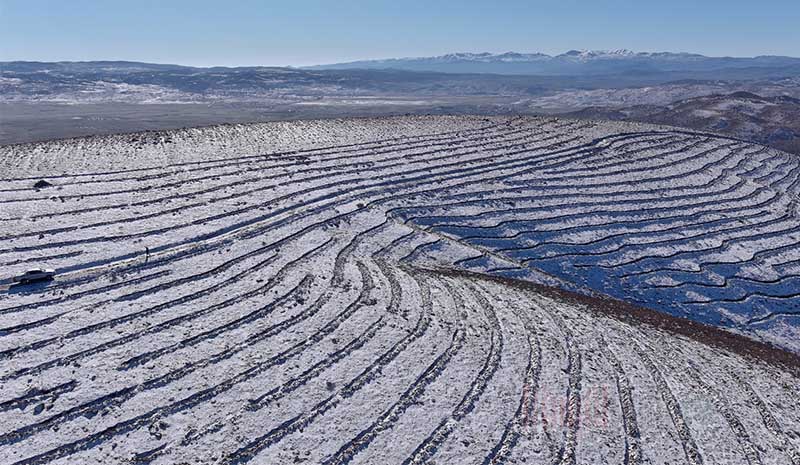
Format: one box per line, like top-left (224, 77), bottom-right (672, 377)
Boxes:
top-left (0, 116), bottom-right (798, 464)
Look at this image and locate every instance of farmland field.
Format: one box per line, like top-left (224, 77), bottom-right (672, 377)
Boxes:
top-left (0, 116), bottom-right (798, 464)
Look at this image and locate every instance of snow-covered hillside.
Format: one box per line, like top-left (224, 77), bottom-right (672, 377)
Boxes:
top-left (0, 116), bottom-right (798, 464)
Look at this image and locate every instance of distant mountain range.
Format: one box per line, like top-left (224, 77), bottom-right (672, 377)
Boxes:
top-left (8, 58), bottom-right (799, 106)
top-left (308, 49), bottom-right (800, 76)
top-left (4, 53), bottom-right (800, 106)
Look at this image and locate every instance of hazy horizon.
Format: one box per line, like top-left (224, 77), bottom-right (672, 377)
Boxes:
top-left (3, 47), bottom-right (800, 69)
top-left (2, 0), bottom-right (798, 67)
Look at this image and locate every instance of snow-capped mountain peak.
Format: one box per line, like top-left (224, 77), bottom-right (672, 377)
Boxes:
top-left (558, 49), bottom-right (639, 59)
top-left (389, 52), bottom-right (552, 63)
top-left (307, 50), bottom-right (800, 76)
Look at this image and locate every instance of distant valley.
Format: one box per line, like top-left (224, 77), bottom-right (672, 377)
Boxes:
top-left (2, 51), bottom-right (800, 152)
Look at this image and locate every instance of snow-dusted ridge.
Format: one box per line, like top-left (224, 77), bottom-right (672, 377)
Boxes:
top-left (308, 49), bottom-right (800, 75)
top-left (334, 49), bottom-right (705, 64)
top-left (0, 116), bottom-right (799, 464)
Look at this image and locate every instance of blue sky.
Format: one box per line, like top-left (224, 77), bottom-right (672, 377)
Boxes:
top-left (2, 0), bottom-right (798, 66)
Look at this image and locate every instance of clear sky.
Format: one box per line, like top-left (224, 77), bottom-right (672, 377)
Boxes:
top-left (2, 0), bottom-right (798, 67)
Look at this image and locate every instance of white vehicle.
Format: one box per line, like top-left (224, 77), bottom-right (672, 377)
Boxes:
top-left (12, 268), bottom-right (56, 284)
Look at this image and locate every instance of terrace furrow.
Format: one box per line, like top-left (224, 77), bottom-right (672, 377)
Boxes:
top-left (5, 260), bottom-right (376, 464)
top-left (401, 283), bottom-right (504, 465)
top-left (630, 340), bottom-right (703, 465)
top-left (685, 361), bottom-right (763, 465)
top-left (321, 327), bottom-right (467, 465)
top-left (2, 116), bottom-right (800, 463)
top-left (213, 273), bottom-right (443, 465)
top-left (0, 122), bottom-right (536, 227)
top-left (0, 128), bottom-right (591, 263)
top-left (0, 117), bottom-right (515, 192)
top-left (599, 337), bottom-right (643, 465)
